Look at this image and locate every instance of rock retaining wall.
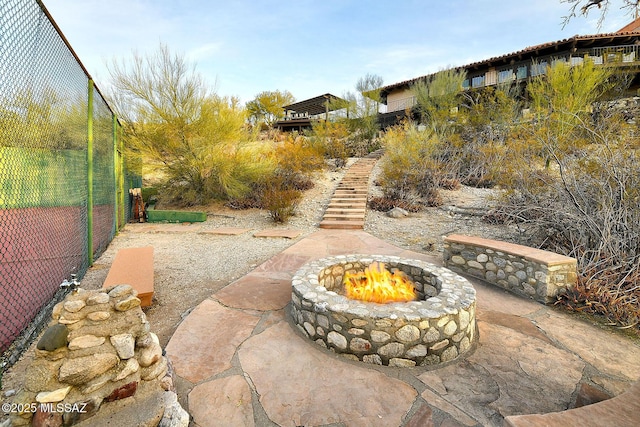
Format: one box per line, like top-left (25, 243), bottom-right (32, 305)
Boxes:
top-left (9, 285), bottom-right (188, 427)
top-left (443, 234), bottom-right (577, 304)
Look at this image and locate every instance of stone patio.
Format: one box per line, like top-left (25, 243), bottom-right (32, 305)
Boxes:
top-left (165, 229), bottom-right (640, 427)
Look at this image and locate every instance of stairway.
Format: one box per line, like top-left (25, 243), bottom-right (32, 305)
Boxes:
top-left (319, 157), bottom-right (378, 229)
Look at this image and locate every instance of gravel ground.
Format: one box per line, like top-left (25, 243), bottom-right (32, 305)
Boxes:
top-left (0, 157), bottom-right (523, 417)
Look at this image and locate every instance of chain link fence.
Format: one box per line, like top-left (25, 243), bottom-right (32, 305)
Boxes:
top-left (0, 0), bottom-right (139, 371)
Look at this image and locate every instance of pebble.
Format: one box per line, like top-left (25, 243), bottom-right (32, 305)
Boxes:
top-left (87, 311), bottom-right (111, 321)
top-left (64, 300), bottom-right (86, 313)
top-left (87, 292), bottom-right (110, 305)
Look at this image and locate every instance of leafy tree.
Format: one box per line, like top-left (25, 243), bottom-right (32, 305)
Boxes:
top-left (353, 73), bottom-right (384, 147)
top-left (107, 44), bottom-right (274, 205)
top-left (527, 59), bottom-right (612, 163)
top-left (445, 85), bottom-right (521, 186)
top-left (314, 73), bottom-right (383, 157)
top-left (246, 90), bottom-right (295, 128)
top-left (412, 68), bottom-right (467, 140)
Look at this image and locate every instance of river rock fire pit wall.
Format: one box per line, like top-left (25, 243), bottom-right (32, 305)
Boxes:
top-left (290, 255), bottom-right (477, 367)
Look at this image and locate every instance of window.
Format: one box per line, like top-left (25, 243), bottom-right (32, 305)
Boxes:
top-left (471, 75), bottom-right (485, 88)
top-left (531, 61), bottom-right (548, 76)
top-left (498, 69), bottom-right (515, 83)
top-left (516, 66), bottom-right (527, 79)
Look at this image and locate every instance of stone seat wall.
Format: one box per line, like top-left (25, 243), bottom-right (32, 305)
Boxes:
top-left (443, 234), bottom-right (577, 304)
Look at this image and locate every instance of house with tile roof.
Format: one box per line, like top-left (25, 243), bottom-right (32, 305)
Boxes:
top-left (377, 18), bottom-right (640, 127)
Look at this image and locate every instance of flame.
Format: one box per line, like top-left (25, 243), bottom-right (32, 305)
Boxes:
top-left (343, 261), bottom-right (417, 304)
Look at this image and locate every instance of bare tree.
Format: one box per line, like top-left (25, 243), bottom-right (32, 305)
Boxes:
top-left (561, 0), bottom-right (640, 28)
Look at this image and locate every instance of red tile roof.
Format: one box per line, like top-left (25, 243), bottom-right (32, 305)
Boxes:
top-left (379, 24), bottom-right (640, 99)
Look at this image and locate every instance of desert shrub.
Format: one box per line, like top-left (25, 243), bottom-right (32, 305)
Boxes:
top-left (557, 258), bottom-right (640, 330)
top-left (273, 133), bottom-right (325, 189)
top-left (449, 86), bottom-right (520, 186)
top-left (377, 122), bottom-right (445, 207)
top-left (108, 45), bottom-right (275, 206)
top-left (439, 178), bottom-right (461, 190)
top-left (412, 68), bottom-right (466, 140)
top-left (490, 61), bottom-right (639, 330)
top-left (162, 136), bottom-right (275, 206)
top-left (343, 124), bottom-right (382, 157)
top-left (308, 120), bottom-right (350, 166)
top-left (259, 175), bottom-right (301, 223)
top-left (227, 133), bottom-right (324, 222)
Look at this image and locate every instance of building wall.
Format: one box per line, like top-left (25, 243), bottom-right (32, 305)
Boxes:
top-left (386, 88), bottom-right (416, 113)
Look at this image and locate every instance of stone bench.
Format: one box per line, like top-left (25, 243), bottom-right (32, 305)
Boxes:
top-left (443, 234), bottom-right (577, 304)
top-left (503, 380), bottom-right (640, 426)
top-left (103, 246), bottom-right (154, 307)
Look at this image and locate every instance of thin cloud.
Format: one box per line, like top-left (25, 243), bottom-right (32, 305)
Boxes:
top-left (186, 43), bottom-right (224, 62)
top-left (43, 0), bottom-right (635, 103)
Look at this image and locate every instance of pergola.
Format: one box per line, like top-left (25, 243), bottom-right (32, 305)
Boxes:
top-left (276, 93), bottom-right (346, 131)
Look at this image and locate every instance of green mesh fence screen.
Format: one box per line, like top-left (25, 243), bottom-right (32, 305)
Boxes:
top-left (0, 0), bottom-right (139, 370)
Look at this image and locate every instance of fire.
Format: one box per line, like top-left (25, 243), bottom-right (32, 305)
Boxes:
top-left (343, 261), bottom-right (417, 304)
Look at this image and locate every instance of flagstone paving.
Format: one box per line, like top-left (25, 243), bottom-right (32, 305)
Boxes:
top-left (165, 229), bottom-right (640, 427)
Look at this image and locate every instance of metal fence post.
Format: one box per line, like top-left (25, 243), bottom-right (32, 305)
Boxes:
top-left (87, 79), bottom-right (94, 265)
top-left (112, 115), bottom-right (126, 231)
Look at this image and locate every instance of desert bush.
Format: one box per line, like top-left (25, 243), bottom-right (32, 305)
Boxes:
top-left (308, 120), bottom-right (350, 166)
top-left (377, 122), bottom-right (445, 207)
top-left (227, 133), bottom-right (325, 222)
top-left (272, 133), bottom-right (324, 189)
top-left (490, 61), bottom-right (640, 330)
top-left (558, 258), bottom-right (640, 330)
top-left (259, 175), bottom-right (301, 223)
top-left (450, 86), bottom-right (521, 186)
top-left (412, 68), bottom-right (466, 140)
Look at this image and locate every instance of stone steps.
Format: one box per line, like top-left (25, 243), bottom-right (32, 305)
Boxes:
top-left (319, 158), bottom-right (377, 230)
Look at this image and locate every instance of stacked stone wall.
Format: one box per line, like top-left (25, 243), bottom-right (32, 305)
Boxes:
top-left (9, 285), bottom-right (186, 427)
top-left (443, 235), bottom-right (577, 304)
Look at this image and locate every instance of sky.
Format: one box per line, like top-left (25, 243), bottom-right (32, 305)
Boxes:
top-left (42, 0), bottom-right (635, 105)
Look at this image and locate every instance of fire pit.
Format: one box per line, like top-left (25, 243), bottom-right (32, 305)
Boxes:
top-left (290, 255), bottom-right (477, 367)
